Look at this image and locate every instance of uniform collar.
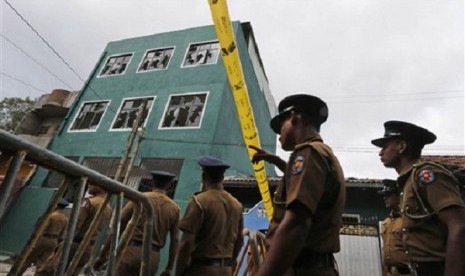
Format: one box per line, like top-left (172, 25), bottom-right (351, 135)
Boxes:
top-left (294, 133), bottom-right (323, 150)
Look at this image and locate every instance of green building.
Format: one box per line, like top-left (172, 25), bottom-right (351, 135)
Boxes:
top-left (0, 21), bottom-right (277, 261)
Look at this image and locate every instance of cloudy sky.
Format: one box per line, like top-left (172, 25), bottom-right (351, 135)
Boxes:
top-left (1, 0), bottom-right (463, 179)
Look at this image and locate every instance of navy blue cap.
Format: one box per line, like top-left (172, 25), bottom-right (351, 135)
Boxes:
top-left (58, 198), bottom-right (69, 207)
top-left (378, 179), bottom-right (399, 195)
top-left (150, 170), bottom-right (176, 184)
top-left (270, 94), bottom-right (328, 134)
top-left (371, 120), bottom-right (436, 148)
top-left (198, 156), bottom-right (230, 171)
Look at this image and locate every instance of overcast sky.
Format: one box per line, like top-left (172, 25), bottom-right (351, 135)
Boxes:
top-left (1, 0), bottom-right (464, 179)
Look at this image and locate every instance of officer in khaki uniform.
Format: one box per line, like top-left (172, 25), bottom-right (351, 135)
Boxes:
top-left (250, 94), bottom-right (345, 276)
top-left (176, 156), bottom-right (244, 276)
top-left (95, 170), bottom-right (180, 276)
top-left (378, 180), bottom-right (410, 276)
top-left (18, 198), bottom-right (69, 274)
top-left (35, 184), bottom-right (112, 276)
top-left (372, 120), bottom-right (465, 276)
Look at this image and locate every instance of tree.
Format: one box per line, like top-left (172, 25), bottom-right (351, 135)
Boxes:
top-left (0, 97), bottom-right (36, 133)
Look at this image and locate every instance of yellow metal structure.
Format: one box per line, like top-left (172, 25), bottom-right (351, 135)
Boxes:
top-left (208, 0), bottom-right (273, 220)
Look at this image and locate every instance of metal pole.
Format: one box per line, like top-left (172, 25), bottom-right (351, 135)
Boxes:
top-left (0, 150), bottom-right (27, 221)
top-left (8, 180), bottom-right (69, 276)
top-left (107, 192), bottom-right (123, 276)
top-left (56, 176), bottom-right (87, 276)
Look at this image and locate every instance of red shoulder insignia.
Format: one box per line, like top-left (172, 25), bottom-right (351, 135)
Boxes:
top-left (418, 169), bottom-right (435, 185)
top-left (292, 156), bottom-right (305, 174)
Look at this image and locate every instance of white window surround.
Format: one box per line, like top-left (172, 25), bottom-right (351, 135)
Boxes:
top-left (158, 91), bottom-right (209, 130)
top-left (97, 52), bottom-right (134, 78)
top-left (136, 46), bottom-right (176, 73)
top-left (181, 40), bottom-right (220, 68)
top-left (68, 100), bottom-right (111, 132)
top-left (109, 96), bottom-right (156, 132)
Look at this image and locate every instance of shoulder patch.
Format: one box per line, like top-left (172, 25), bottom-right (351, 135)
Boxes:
top-left (292, 155), bottom-right (305, 174)
top-left (418, 169), bottom-right (435, 185)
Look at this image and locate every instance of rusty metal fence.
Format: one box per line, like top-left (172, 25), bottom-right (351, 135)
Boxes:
top-left (0, 129), bottom-right (154, 276)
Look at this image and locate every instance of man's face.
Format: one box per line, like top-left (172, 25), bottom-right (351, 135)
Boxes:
top-left (383, 193), bottom-right (400, 209)
top-left (378, 138), bottom-right (403, 168)
top-left (278, 112), bottom-right (296, 151)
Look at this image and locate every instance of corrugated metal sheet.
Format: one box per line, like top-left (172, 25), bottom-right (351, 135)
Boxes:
top-left (335, 235), bottom-right (382, 276)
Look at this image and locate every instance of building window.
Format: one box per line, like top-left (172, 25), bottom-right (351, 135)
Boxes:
top-left (137, 47), bottom-right (174, 72)
top-left (342, 214), bottom-right (361, 225)
top-left (69, 101), bottom-right (110, 132)
top-left (99, 53), bottom-right (133, 77)
top-left (111, 96), bottom-right (155, 130)
top-left (160, 92), bottom-right (208, 129)
top-left (182, 41), bottom-right (220, 67)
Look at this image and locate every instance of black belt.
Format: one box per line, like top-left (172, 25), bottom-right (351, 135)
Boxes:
top-left (192, 258), bottom-right (233, 267)
top-left (387, 264), bottom-right (410, 274)
top-left (413, 261), bottom-right (444, 276)
top-left (128, 240), bottom-right (161, 252)
top-left (42, 233), bottom-right (59, 239)
top-left (293, 249), bottom-right (335, 268)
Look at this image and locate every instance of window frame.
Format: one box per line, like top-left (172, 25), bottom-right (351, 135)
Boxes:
top-left (158, 91), bottom-right (209, 130)
top-left (136, 46), bottom-right (176, 73)
top-left (180, 40), bottom-right (221, 68)
top-left (68, 100), bottom-right (111, 133)
top-left (97, 52), bottom-right (134, 78)
top-left (109, 95), bottom-right (156, 132)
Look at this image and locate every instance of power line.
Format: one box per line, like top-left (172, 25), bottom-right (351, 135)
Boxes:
top-left (324, 89), bottom-right (464, 99)
top-left (3, 0), bottom-right (85, 84)
top-left (328, 94), bottom-right (464, 104)
top-left (0, 71), bottom-right (46, 93)
top-left (3, 0), bottom-right (118, 115)
top-left (0, 33), bottom-right (73, 89)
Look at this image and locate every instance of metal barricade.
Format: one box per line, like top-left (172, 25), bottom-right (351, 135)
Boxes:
top-left (234, 229), bottom-right (267, 276)
top-left (0, 130), bottom-right (154, 276)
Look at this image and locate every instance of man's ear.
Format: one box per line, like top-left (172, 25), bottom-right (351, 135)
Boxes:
top-left (398, 140), bottom-right (407, 155)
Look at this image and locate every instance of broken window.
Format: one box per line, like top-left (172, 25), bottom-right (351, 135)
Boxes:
top-left (138, 47), bottom-right (174, 72)
top-left (111, 96), bottom-right (154, 130)
top-left (69, 101), bottom-right (109, 131)
top-left (160, 93), bottom-right (208, 128)
top-left (99, 53), bottom-right (133, 76)
top-left (182, 41), bottom-right (220, 67)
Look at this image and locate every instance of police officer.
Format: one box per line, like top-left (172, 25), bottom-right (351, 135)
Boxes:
top-left (35, 184), bottom-right (112, 276)
top-left (18, 198), bottom-right (69, 275)
top-left (378, 180), bottom-right (410, 276)
top-left (250, 94), bottom-right (345, 276)
top-left (372, 120), bottom-right (465, 276)
top-left (95, 170), bottom-right (180, 276)
top-left (176, 156), bottom-right (244, 276)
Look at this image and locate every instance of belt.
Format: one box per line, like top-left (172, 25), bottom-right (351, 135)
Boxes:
top-left (192, 258), bottom-right (233, 267)
top-left (412, 261), bottom-right (444, 275)
top-left (387, 264), bottom-right (410, 274)
top-left (128, 240), bottom-right (161, 252)
top-left (42, 233), bottom-right (59, 239)
top-left (293, 249), bottom-right (335, 268)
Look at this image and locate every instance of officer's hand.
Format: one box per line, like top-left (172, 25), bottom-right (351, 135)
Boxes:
top-left (160, 268), bottom-right (172, 276)
top-left (249, 145), bottom-right (272, 164)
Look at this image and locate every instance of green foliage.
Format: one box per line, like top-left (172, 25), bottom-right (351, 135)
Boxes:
top-left (0, 97), bottom-right (36, 132)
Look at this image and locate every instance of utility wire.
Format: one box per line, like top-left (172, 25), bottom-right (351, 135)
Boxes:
top-left (0, 33), bottom-right (73, 89)
top-left (0, 71), bottom-right (46, 93)
top-left (323, 89), bottom-right (464, 99)
top-left (3, 0), bottom-right (119, 115)
top-left (3, 0), bottom-right (85, 83)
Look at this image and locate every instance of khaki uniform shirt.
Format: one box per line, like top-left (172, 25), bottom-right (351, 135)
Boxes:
top-left (75, 195), bottom-right (112, 243)
top-left (266, 135), bottom-right (346, 254)
top-left (380, 211), bottom-right (408, 265)
top-left (398, 161), bottom-right (465, 262)
top-left (121, 190), bottom-right (180, 247)
top-left (179, 187), bottom-right (244, 259)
